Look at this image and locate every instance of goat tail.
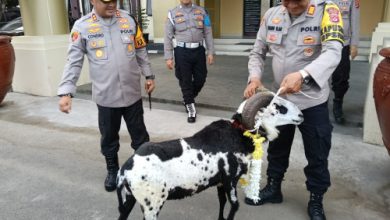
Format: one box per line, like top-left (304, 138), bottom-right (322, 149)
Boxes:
top-left (117, 172), bottom-right (136, 220)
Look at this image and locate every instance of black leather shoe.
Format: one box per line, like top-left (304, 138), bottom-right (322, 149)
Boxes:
top-left (308, 193), bottom-right (326, 220)
top-left (185, 103), bottom-right (196, 123)
top-left (104, 171), bottom-right (118, 192)
top-left (245, 178), bottom-right (283, 206)
top-left (333, 98), bottom-right (345, 124)
top-left (104, 154), bottom-right (119, 192)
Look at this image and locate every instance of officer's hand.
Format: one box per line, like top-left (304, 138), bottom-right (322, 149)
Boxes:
top-left (244, 78), bottom-right (263, 98)
top-left (145, 79), bottom-right (155, 94)
top-left (207, 54), bottom-right (215, 65)
top-left (166, 59), bottom-right (174, 70)
top-left (280, 72), bottom-right (302, 94)
top-left (350, 45), bottom-right (358, 60)
top-left (59, 96), bottom-right (72, 114)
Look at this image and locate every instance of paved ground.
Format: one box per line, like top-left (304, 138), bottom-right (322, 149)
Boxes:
top-left (0, 54), bottom-right (389, 220)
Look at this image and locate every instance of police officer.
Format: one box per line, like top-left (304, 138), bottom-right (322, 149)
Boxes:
top-left (331, 0), bottom-right (360, 124)
top-left (243, 1), bottom-right (343, 219)
top-left (164, 0), bottom-right (215, 123)
top-left (58, 0), bottom-right (155, 192)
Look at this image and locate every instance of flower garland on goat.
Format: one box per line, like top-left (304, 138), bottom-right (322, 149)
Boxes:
top-left (239, 131), bottom-right (266, 203)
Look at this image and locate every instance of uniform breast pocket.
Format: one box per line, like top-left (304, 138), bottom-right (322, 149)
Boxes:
top-left (192, 14), bottom-right (204, 29)
top-left (174, 16), bottom-right (187, 32)
top-left (88, 39), bottom-right (108, 60)
top-left (121, 35), bottom-right (135, 57)
top-left (266, 32), bottom-right (283, 45)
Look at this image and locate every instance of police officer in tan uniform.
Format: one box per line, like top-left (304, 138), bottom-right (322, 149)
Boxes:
top-left (243, 1), bottom-right (343, 219)
top-left (164, 0), bottom-right (215, 123)
top-left (58, 0), bottom-right (155, 192)
top-left (331, 0), bottom-right (360, 124)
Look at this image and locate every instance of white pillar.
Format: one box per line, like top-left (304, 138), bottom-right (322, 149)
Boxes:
top-left (12, 0), bottom-right (90, 96)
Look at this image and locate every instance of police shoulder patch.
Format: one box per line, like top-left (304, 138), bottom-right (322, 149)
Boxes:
top-left (321, 3), bottom-right (344, 44)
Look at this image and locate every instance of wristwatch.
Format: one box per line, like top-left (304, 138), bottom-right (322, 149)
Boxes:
top-left (146, 75), bottom-right (155, 80)
top-left (299, 70), bottom-right (311, 84)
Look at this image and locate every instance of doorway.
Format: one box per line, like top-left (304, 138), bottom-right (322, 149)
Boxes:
top-left (195, 0), bottom-right (221, 38)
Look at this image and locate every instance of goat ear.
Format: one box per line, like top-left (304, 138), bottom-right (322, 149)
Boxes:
top-left (241, 91), bottom-right (274, 129)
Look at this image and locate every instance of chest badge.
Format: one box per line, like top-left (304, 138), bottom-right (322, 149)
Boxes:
top-left (96, 49), bottom-right (104, 58)
top-left (304, 48), bottom-right (314, 57)
top-left (268, 34), bottom-right (278, 42)
top-left (272, 18), bottom-right (281, 25)
top-left (303, 36), bottom-right (315, 44)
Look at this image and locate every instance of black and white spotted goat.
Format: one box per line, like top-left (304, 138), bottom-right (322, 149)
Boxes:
top-left (116, 90), bottom-right (304, 220)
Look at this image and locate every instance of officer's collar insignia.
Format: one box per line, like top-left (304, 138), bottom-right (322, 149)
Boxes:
top-left (272, 18), bottom-right (282, 25)
top-left (92, 13), bottom-right (98, 22)
top-left (115, 10), bottom-right (121, 17)
top-left (307, 4), bottom-right (316, 16)
top-left (119, 18), bottom-right (128, 23)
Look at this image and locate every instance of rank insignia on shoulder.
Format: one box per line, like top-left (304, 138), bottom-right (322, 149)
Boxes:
top-left (307, 4), bottom-right (316, 16)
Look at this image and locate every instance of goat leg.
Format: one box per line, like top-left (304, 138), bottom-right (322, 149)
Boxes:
top-left (118, 194), bottom-right (136, 220)
top-left (217, 185), bottom-right (227, 220)
top-left (224, 180), bottom-right (239, 220)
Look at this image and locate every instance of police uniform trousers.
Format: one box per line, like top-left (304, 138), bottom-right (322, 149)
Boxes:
top-left (97, 99), bottom-right (149, 156)
top-left (331, 45), bottom-right (350, 99)
top-left (266, 102), bottom-right (333, 194)
top-left (174, 46), bottom-right (207, 104)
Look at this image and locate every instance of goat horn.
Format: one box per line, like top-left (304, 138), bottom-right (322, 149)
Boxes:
top-left (241, 89), bottom-right (274, 129)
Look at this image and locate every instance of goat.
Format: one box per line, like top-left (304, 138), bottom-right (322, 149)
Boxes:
top-left (116, 90), bottom-right (304, 220)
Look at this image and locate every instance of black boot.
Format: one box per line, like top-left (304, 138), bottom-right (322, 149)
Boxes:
top-left (245, 178), bottom-right (283, 206)
top-left (333, 98), bottom-right (345, 124)
top-left (308, 192), bottom-right (326, 220)
top-left (185, 103), bottom-right (196, 123)
top-left (104, 154), bottom-right (119, 192)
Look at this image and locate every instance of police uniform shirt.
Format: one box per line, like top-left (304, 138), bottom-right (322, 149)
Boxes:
top-left (58, 9), bottom-right (153, 108)
top-left (248, 0), bottom-right (344, 110)
top-left (333, 0), bottom-right (360, 46)
top-left (164, 3), bottom-right (215, 60)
